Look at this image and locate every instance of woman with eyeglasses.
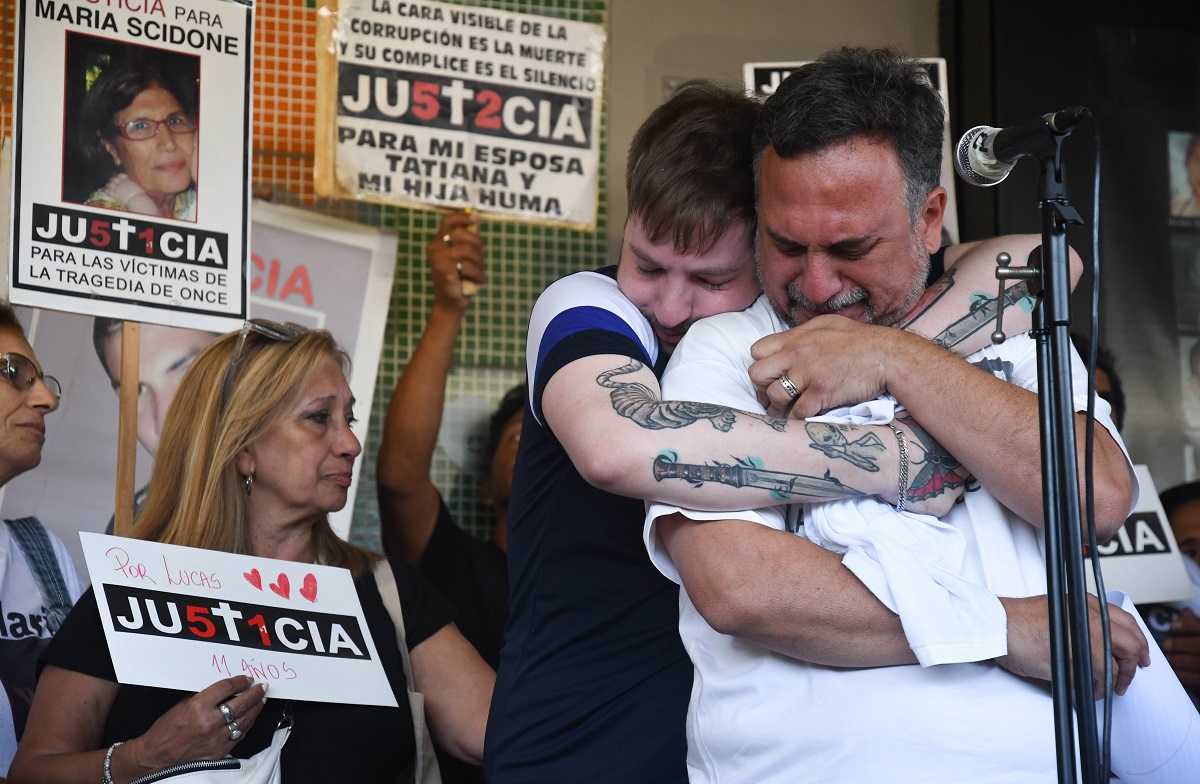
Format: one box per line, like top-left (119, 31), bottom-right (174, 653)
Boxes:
top-left (11, 321), bottom-right (493, 783)
top-left (76, 60), bottom-right (198, 221)
top-left (0, 303), bottom-right (85, 780)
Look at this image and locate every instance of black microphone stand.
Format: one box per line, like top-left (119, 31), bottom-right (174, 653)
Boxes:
top-left (995, 122), bottom-right (1101, 784)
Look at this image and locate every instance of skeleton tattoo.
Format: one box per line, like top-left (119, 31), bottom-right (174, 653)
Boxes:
top-left (804, 423), bottom-right (885, 472)
top-left (598, 360), bottom-right (786, 432)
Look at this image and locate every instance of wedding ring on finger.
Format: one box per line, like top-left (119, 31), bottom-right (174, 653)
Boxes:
top-left (217, 702), bottom-right (235, 725)
top-left (227, 720), bottom-right (243, 741)
top-left (443, 233), bottom-right (453, 246)
top-left (778, 373), bottom-right (800, 400)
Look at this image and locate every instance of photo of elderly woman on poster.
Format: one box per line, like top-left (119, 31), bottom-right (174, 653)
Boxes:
top-left (63, 36), bottom-right (200, 221)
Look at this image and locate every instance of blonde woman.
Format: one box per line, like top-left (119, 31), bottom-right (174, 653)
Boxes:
top-left (11, 322), bottom-right (492, 783)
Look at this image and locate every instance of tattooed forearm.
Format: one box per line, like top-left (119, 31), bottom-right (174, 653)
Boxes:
top-left (895, 261), bottom-right (1037, 352)
top-left (597, 360), bottom-right (787, 432)
top-left (805, 423), bottom-right (884, 471)
top-left (894, 414), bottom-right (971, 505)
top-left (926, 281), bottom-right (1034, 351)
top-left (652, 453), bottom-right (866, 501)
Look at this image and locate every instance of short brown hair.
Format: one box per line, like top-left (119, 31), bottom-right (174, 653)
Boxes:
top-left (626, 80), bottom-right (760, 255)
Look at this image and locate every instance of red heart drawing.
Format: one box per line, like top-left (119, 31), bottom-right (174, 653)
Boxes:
top-left (269, 573), bottom-right (290, 599)
top-left (244, 569), bottom-right (262, 590)
top-left (300, 573), bottom-right (318, 603)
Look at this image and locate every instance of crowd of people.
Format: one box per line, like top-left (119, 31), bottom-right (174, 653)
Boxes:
top-left (2, 44), bottom-right (1198, 783)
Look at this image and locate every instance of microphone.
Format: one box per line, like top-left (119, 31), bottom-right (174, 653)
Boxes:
top-left (954, 107), bottom-right (1091, 186)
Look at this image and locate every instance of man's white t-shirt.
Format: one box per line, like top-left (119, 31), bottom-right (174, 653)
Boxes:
top-left (645, 295), bottom-right (1136, 784)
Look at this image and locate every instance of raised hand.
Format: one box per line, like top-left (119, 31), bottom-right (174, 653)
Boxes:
top-left (427, 210), bottom-right (483, 306)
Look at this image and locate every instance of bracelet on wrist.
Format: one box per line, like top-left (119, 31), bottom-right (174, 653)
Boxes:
top-left (887, 424), bottom-right (909, 514)
top-left (103, 740), bottom-right (124, 784)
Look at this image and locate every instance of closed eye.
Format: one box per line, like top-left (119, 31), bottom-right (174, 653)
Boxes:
top-left (832, 247), bottom-right (873, 261)
top-left (765, 229), bottom-right (806, 257)
top-left (828, 237), bottom-right (880, 261)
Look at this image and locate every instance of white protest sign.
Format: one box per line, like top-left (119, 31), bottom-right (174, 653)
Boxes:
top-left (0, 201), bottom-right (397, 573)
top-left (1086, 465), bottom-right (1194, 605)
top-left (742, 58), bottom-right (960, 246)
top-left (9, 0), bottom-right (253, 332)
top-left (318, 0), bottom-right (605, 229)
top-left (81, 532), bottom-right (398, 707)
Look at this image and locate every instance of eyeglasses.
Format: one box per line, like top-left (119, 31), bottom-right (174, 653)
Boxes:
top-left (1, 352), bottom-right (62, 400)
top-left (219, 320), bottom-right (308, 411)
top-left (112, 113), bottom-right (198, 141)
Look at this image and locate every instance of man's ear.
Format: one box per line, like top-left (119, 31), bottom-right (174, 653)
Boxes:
top-left (919, 186), bottom-right (947, 254)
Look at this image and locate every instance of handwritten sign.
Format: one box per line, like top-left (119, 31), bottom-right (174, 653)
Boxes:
top-left (316, 0), bottom-right (606, 229)
top-left (80, 532), bottom-right (398, 707)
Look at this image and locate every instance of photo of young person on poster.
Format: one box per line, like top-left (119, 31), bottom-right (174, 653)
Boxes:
top-left (93, 318), bottom-right (220, 531)
top-left (62, 34), bottom-right (200, 222)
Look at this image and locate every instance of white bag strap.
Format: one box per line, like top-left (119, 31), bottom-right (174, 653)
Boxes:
top-left (373, 557), bottom-right (416, 688)
top-left (372, 558), bottom-right (442, 784)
